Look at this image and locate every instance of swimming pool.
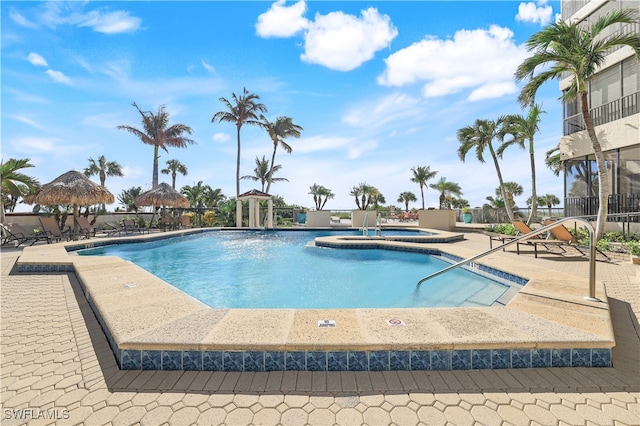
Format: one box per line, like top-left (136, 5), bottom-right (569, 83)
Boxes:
top-left (79, 230), bottom-right (511, 309)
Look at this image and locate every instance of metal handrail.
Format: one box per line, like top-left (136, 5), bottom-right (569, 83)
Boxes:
top-left (375, 213), bottom-right (382, 237)
top-left (361, 212), bottom-right (368, 236)
top-left (416, 217), bottom-right (601, 302)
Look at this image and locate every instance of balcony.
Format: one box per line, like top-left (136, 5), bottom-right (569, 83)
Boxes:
top-left (563, 91), bottom-right (639, 135)
top-left (565, 193), bottom-right (640, 221)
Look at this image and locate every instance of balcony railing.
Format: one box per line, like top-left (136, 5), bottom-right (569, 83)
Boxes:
top-left (563, 91), bottom-right (639, 135)
top-left (565, 193), bottom-right (640, 221)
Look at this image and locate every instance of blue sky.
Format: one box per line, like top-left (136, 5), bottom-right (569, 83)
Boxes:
top-left (2, 0), bottom-right (564, 212)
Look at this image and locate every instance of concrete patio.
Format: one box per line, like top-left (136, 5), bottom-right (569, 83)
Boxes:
top-left (1, 231), bottom-right (638, 425)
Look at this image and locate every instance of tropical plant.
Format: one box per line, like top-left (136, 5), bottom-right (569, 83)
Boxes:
top-left (410, 165), bottom-right (437, 210)
top-left (1, 158), bottom-right (40, 223)
top-left (161, 159), bottom-right (188, 190)
top-left (450, 198), bottom-right (470, 209)
top-left (429, 177), bottom-right (462, 210)
top-left (457, 118), bottom-right (514, 221)
top-left (84, 155), bottom-right (123, 187)
top-left (397, 191), bottom-right (417, 212)
top-left (502, 182), bottom-right (524, 208)
top-left (241, 155), bottom-right (288, 192)
top-left (212, 88), bottom-right (267, 197)
top-left (309, 184), bottom-right (335, 210)
top-left (349, 182), bottom-right (381, 210)
top-left (514, 7), bottom-right (640, 239)
top-left (84, 155), bottom-right (123, 213)
top-left (181, 181), bottom-right (212, 208)
top-left (117, 102), bottom-right (195, 188)
top-left (261, 115), bottom-right (303, 194)
top-left (536, 193), bottom-right (561, 217)
top-left (203, 187), bottom-right (226, 208)
top-left (499, 104), bottom-right (545, 224)
top-left (545, 145), bottom-right (562, 177)
top-left (117, 186), bottom-right (143, 212)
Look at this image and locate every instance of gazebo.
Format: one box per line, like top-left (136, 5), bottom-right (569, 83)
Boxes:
top-left (237, 189), bottom-right (273, 228)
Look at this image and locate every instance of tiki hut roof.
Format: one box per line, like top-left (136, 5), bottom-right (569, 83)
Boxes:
top-left (134, 182), bottom-right (190, 208)
top-left (24, 170), bottom-right (114, 206)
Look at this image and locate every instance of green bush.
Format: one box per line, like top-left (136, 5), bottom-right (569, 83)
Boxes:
top-left (485, 223), bottom-right (518, 235)
top-left (626, 240), bottom-right (640, 256)
top-left (202, 211), bottom-right (216, 227)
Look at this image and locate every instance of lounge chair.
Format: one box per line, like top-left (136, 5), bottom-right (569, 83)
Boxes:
top-left (180, 215), bottom-right (194, 229)
top-left (123, 218), bottom-right (148, 234)
top-left (1, 223), bottom-right (51, 246)
top-left (75, 216), bottom-right (97, 239)
top-left (513, 220), bottom-right (583, 258)
top-left (101, 221), bottom-right (125, 237)
top-left (39, 217), bottom-right (71, 242)
top-left (543, 220), bottom-right (610, 260)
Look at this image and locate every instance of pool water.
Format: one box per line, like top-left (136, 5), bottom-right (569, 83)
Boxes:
top-left (79, 230), bottom-right (509, 309)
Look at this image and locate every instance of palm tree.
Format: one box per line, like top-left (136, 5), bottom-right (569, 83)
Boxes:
top-left (261, 115), bottom-right (303, 194)
top-left (537, 193), bottom-right (561, 217)
top-left (457, 118), bottom-right (515, 221)
top-left (349, 182), bottom-right (380, 210)
top-left (429, 177), bottom-right (463, 210)
top-left (84, 155), bottom-right (123, 187)
top-left (212, 88), bottom-right (267, 197)
top-left (161, 159), bottom-right (188, 190)
top-left (1, 158), bottom-right (40, 223)
top-left (545, 145), bottom-right (562, 177)
top-left (515, 8), bottom-right (640, 239)
top-left (502, 181), bottom-right (524, 208)
top-left (499, 104), bottom-right (545, 224)
top-left (204, 188), bottom-right (226, 208)
top-left (397, 191), bottom-right (417, 212)
top-left (117, 186), bottom-right (143, 212)
top-left (410, 166), bottom-right (438, 210)
top-left (181, 181), bottom-right (212, 208)
top-left (309, 184), bottom-right (335, 210)
top-left (117, 102), bottom-right (195, 188)
top-left (241, 156), bottom-right (288, 192)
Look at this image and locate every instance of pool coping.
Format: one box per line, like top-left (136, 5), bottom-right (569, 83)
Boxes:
top-left (16, 227), bottom-right (615, 371)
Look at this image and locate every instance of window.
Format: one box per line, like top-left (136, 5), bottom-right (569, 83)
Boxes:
top-left (590, 65), bottom-right (621, 108)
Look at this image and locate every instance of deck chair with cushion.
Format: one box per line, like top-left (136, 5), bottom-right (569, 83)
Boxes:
top-left (514, 220), bottom-right (583, 258)
top-left (101, 221), bottom-right (125, 237)
top-left (543, 220), bottom-right (610, 260)
top-left (2, 223), bottom-right (51, 246)
top-left (123, 218), bottom-right (148, 234)
top-left (180, 215), bottom-right (194, 229)
top-left (39, 217), bottom-right (71, 243)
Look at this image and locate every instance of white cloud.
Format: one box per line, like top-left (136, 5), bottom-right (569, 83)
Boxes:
top-left (45, 69), bottom-right (72, 84)
top-left (10, 136), bottom-right (58, 153)
top-left (301, 8), bottom-right (398, 71)
top-left (256, 0), bottom-right (309, 38)
top-left (201, 59), bottom-right (216, 74)
top-left (10, 10), bottom-right (39, 29)
top-left (516, 1), bottom-right (554, 26)
top-left (33, 2), bottom-right (141, 34)
top-left (79, 10), bottom-right (141, 34)
top-left (9, 115), bottom-right (44, 129)
top-left (378, 25), bottom-right (527, 101)
top-left (342, 93), bottom-right (420, 129)
top-left (256, 3), bottom-right (397, 71)
top-left (27, 52), bottom-right (48, 67)
top-left (212, 133), bottom-right (231, 143)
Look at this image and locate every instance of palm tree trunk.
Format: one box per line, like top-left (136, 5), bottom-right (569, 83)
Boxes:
top-left (172, 172), bottom-right (177, 190)
top-left (490, 145), bottom-right (515, 222)
top-left (527, 143), bottom-right (538, 225)
top-left (580, 92), bottom-right (609, 240)
top-left (152, 145), bottom-right (159, 188)
top-left (236, 126), bottom-right (241, 197)
top-left (420, 185), bottom-right (425, 210)
top-left (265, 144), bottom-right (278, 195)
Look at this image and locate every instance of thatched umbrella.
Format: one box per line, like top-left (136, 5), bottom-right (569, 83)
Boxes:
top-left (25, 170), bottom-right (114, 237)
top-left (134, 182), bottom-right (189, 228)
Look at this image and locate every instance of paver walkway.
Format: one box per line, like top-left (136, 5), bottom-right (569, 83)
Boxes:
top-left (1, 232), bottom-right (638, 425)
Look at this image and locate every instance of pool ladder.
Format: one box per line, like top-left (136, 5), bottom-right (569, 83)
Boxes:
top-left (361, 212), bottom-right (383, 236)
top-left (415, 217), bottom-right (601, 302)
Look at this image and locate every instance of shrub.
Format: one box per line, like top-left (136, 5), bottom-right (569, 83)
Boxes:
top-left (626, 240), bottom-right (640, 256)
top-left (203, 211), bottom-right (216, 227)
top-left (485, 223), bottom-right (517, 236)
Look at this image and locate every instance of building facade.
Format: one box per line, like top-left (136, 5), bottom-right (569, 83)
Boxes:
top-left (559, 0), bottom-right (639, 223)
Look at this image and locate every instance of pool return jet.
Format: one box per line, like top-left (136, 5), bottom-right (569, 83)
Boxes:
top-left (416, 217), bottom-right (601, 302)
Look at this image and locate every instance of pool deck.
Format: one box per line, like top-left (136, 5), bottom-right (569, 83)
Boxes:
top-left (1, 228), bottom-right (639, 424)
